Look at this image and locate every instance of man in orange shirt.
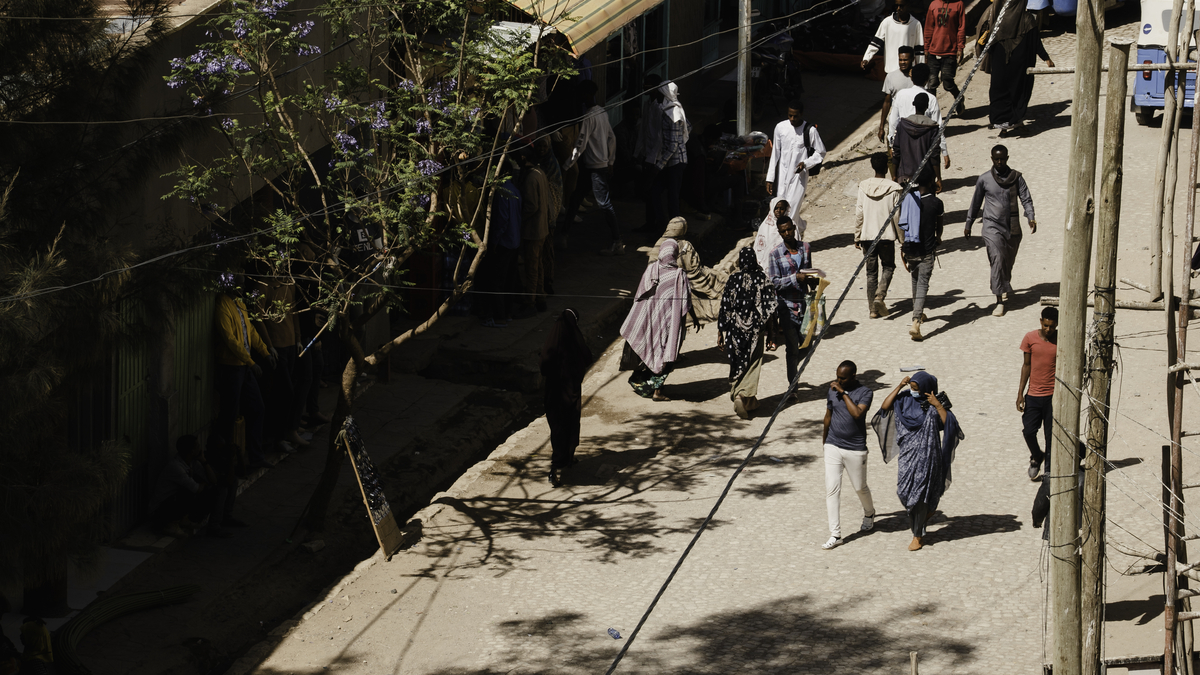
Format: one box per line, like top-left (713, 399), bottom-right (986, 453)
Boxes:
top-left (1017, 307), bottom-right (1057, 479)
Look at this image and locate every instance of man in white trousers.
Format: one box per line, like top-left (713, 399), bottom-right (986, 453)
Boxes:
top-left (821, 361), bottom-right (877, 550)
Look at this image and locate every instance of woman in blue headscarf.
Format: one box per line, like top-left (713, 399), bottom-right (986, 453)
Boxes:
top-left (877, 371), bottom-right (964, 550)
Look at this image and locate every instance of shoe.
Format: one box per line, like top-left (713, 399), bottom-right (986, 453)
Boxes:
top-left (1028, 461), bottom-right (1041, 480)
top-left (869, 305), bottom-right (879, 319)
top-left (582, 197), bottom-right (595, 208)
top-left (222, 517), bottom-right (248, 528)
top-left (734, 395), bottom-right (750, 420)
top-left (909, 536), bottom-right (924, 551)
top-left (822, 536), bottom-right (843, 550)
top-left (873, 299), bottom-right (888, 317)
top-left (956, 100), bottom-right (966, 116)
top-left (861, 515), bottom-right (875, 532)
top-left (549, 469), bottom-right (562, 487)
top-left (992, 303), bottom-right (1006, 317)
top-left (573, 215), bottom-right (583, 223)
top-left (746, 396), bottom-right (760, 411)
top-left (909, 319), bottom-right (924, 341)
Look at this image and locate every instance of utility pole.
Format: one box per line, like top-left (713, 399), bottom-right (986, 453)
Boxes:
top-left (1081, 38), bottom-right (1130, 675)
top-left (1051, 0), bottom-right (1104, 669)
top-left (736, 0), bottom-right (750, 136)
top-left (1148, 0), bottom-right (1188, 300)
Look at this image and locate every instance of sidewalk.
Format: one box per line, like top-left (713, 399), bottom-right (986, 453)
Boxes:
top-left (235, 13), bottom-right (1199, 675)
top-left (58, 64), bottom-right (891, 675)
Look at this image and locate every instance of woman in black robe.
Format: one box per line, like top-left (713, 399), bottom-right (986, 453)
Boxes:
top-left (540, 308), bottom-right (594, 485)
top-left (984, 0), bottom-right (1054, 132)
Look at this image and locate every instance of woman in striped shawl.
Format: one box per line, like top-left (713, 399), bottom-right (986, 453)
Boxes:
top-left (620, 240), bottom-right (697, 401)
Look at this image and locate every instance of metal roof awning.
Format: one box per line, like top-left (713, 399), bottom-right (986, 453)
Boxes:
top-left (508, 0), bottom-right (667, 55)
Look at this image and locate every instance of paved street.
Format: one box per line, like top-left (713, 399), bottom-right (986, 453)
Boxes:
top-left (235, 16), bottom-right (1200, 675)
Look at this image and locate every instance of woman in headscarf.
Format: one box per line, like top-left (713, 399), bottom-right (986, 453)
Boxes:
top-left (876, 371), bottom-right (964, 550)
top-left (540, 308), bottom-right (594, 486)
top-left (981, 0), bottom-right (1054, 132)
top-left (753, 199), bottom-right (808, 272)
top-left (718, 247), bottom-right (778, 419)
top-left (652, 217), bottom-right (727, 323)
top-left (621, 240), bottom-right (696, 401)
top-left (19, 617), bottom-right (53, 675)
top-left (655, 81), bottom-right (691, 222)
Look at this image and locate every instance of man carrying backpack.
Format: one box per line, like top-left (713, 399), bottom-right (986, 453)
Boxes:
top-left (899, 165), bottom-right (944, 341)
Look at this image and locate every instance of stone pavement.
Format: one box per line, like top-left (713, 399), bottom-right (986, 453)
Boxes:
top-left (237, 8), bottom-right (1200, 675)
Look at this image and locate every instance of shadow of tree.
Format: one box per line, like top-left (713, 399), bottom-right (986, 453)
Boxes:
top-left (421, 595), bottom-right (976, 674)
top-left (1107, 596), bottom-right (1165, 625)
top-left (808, 231), bottom-right (854, 252)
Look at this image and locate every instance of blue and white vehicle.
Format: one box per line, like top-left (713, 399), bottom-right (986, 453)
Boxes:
top-left (1131, 0), bottom-right (1198, 125)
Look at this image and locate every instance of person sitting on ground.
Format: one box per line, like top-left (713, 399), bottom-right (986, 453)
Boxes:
top-left (719, 247), bottom-right (779, 420)
top-left (18, 618), bottom-right (53, 675)
top-left (148, 435), bottom-right (230, 538)
top-left (207, 435), bottom-right (247, 528)
top-left (620, 240), bottom-right (698, 401)
top-left (652, 217), bottom-right (728, 323)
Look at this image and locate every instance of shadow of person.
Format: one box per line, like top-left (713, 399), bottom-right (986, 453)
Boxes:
top-left (670, 376), bottom-right (731, 403)
top-left (929, 512), bottom-right (1022, 544)
top-left (808, 231), bottom-right (855, 251)
top-left (681, 344), bottom-right (728, 368)
top-left (882, 289), bottom-right (965, 322)
top-left (1107, 596), bottom-right (1165, 625)
top-left (935, 233), bottom-right (986, 254)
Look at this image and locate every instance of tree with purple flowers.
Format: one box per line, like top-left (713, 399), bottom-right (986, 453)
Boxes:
top-left (162, 0), bottom-right (573, 531)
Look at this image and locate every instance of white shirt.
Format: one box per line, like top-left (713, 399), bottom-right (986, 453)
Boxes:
top-left (888, 86), bottom-right (948, 156)
top-left (862, 15), bottom-right (925, 73)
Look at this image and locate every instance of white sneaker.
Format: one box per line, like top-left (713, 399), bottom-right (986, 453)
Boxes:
top-left (821, 536), bottom-right (843, 550)
top-left (861, 516), bottom-right (875, 532)
top-left (992, 303), bottom-right (1006, 317)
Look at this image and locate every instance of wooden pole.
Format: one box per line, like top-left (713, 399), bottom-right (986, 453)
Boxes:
top-left (1081, 39), bottom-right (1130, 675)
top-left (1170, 29), bottom-right (1200, 675)
top-left (1051, 0), bottom-right (1105, 670)
top-left (910, 651), bottom-right (919, 675)
top-left (1148, 0), bottom-right (1189, 300)
top-left (736, 0), bottom-right (751, 136)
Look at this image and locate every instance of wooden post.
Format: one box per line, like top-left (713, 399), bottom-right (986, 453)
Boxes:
top-left (1169, 29), bottom-right (1200, 675)
top-left (736, 0), bottom-right (751, 136)
top-left (1051, 0), bottom-right (1105, 670)
top-left (910, 651), bottom-right (920, 675)
top-left (1148, 0), bottom-right (1189, 300)
top-left (1081, 38), bottom-right (1130, 675)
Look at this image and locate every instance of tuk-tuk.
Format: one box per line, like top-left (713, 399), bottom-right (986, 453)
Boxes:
top-left (1132, 0), bottom-right (1198, 125)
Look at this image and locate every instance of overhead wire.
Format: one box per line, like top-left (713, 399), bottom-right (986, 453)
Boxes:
top-left (0, 0), bottom-right (854, 306)
top-left (604, 0), bottom-right (1010, 669)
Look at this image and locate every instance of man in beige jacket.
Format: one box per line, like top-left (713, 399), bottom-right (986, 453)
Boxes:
top-left (855, 152), bottom-right (903, 318)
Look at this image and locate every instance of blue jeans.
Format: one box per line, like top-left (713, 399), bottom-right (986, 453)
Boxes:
top-left (565, 167), bottom-right (620, 244)
top-left (906, 252), bottom-right (935, 320)
top-left (215, 363), bottom-right (265, 462)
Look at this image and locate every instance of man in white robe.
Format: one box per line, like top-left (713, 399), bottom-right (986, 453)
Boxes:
top-left (766, 101), bottom-right (826, 223)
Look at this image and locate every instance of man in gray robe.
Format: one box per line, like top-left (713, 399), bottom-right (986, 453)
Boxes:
top-left (964, 144), bottom-right (1036, 316)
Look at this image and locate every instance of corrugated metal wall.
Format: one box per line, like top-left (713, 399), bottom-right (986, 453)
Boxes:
top-left (174, 294), bottom-right (217, 441)
top-left (110, 299), bottom-right (151, 536)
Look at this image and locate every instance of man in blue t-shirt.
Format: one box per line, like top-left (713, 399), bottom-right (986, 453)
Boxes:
top-left (821, 360), bottom-right (877, 550)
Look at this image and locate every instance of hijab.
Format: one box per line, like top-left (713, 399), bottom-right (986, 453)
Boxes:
top-left (990, 0), bottom-right (1037, 61)
top-left (621, 240), bottom-right (692, 374)
top-left (659, 82), bottom-right (690, 143)
top-left (652, 217), bottom-right (688, 259)
top-left (753, 199), bottom-right (805, 270)
top-left (540, 308), bottom-right (594, 391)
top-left (896, 371), bottom-right (938, 431)
top-left (718, 247), bottom-right (779, 382)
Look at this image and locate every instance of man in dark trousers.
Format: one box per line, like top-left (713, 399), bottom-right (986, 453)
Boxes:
top-left (822, 360), bottom-right (876, 550)
top-left (964, 144), bottom-right (1036, 317)
top-left (923, 0), bottom-right (966, 114)
top-left (900, 165), bottom-right (944, 341)
top-left (1018, 306), bottom-right (1058, 479)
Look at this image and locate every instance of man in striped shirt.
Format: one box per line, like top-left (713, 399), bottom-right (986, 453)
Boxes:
top-left (861, 0), bottom-right (925, 74)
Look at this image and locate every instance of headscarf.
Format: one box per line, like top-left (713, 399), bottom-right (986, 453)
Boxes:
top-left (540, 308), bottom-right (594, 397)
top-left (990, 0), bottom-right (1037, 61)
top-left (893, 371), bottom-right (963, 512)
top-left (652, 217), bottom-right (688, 259)
top-left (753, 198), bottom-right (805, 271)
top-left (718, 248), bottom-right (779, 382)
top-left (659, 82), bottom-right (690, 144)
top-left (621, 240), bottom-right (692, 375)
top-left (20, 618), bottom-right (52, 664)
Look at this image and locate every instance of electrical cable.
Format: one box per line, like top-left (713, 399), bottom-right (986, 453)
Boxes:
top-left (604, 1), bottom-right (1009, 668)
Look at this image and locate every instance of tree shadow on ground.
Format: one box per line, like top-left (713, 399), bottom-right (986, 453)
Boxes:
top-left (421, 594), bottom-right (976, 674)
top-left (1016, 100), bottom-right (1073, 137)
top-left (407, 409), bottom-right (820, 573)
top-left (669, 375), bottom-right (733, 403)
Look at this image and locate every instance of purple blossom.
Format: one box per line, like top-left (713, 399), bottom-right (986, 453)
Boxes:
top-left (324, 94), bottom-right (343, 111)
top-left (397, 79), bottom-right (415, 92)
top-left (416, 159), bottom-right (443, 176)
top-left (255, 0), bottom-right (289, 19)
top-left (368, 101), bottom-right (388, 130)
top-left (218, 271), bottom-right (234, 288)
top-left (291, 21), bottom-right (314, 38)
top-left (296, 44), bottom-right (320, 56)
top-left (233, 18), bottom-right (248, 39)
top-left (414, 194), bottom-right (431, 208)
top-left (415, 118), bottom-right (431, 135)
top-left (334, 131), bottom-right (358, 154)
top-left (220, 117), bottom-right (234, 131)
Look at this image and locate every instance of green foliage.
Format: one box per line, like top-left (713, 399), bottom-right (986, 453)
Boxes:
top-left (162, 0), bottom-right (574, 366)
